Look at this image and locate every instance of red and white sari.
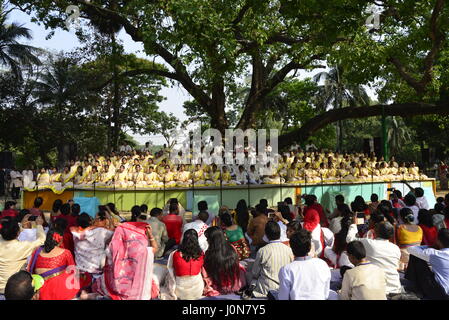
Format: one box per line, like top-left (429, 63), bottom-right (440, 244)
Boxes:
top-left (93, 222), bottom-right (158, 300)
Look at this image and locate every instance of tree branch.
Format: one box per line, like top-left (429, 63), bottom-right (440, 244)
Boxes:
top-left (278, 102), bottom-right (449, 148)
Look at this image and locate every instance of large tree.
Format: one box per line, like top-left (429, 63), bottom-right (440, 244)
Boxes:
top-left (10, 0), bottom-right (449, 149)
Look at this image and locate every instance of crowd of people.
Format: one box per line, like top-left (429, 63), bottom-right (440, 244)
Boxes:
top-left (9, 143), bottom-right (430, 193)
top-left (1, 183), bottom-right (448, 300)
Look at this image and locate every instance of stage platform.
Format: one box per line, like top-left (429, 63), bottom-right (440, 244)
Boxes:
top-left (22, 179), bottom-right (437, 216)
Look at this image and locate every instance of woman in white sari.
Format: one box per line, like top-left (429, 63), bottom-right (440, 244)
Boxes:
top-left (160, 229), bottom-right (205, 300)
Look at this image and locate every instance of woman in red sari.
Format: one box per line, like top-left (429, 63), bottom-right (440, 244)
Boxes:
top-left (27, 228), bottom-right (91, 300)
top-left (418, 209), bottom-right (438, 246)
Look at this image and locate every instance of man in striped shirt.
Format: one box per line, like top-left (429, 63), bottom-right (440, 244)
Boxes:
top-left (248, 221), bottom-right (294, 298)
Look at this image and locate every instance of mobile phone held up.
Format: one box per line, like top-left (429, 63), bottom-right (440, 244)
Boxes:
top-left (356, 212), bottom-right (365, 225)
top-left (28, 215), bottom-right (38, 222)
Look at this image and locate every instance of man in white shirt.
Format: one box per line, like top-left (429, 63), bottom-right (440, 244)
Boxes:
top-left (414, 188), bottom-right (430, 210)
top-left (141, 141), bottom-right (152, 152)
top-left (119, 142), bottom-right (132, 154)
top-left (9, 168), bottom-right (23, 200)
top-left (406, 229), bottom-right (449, 299)
top-left (182, 211), bottom-right (209, 253)
top-left (346, 220), bottom-right (402, 296)
top-left (235, 165), bottom-right (248, 185)
top-left (278, 229), bottom-right (331, 300)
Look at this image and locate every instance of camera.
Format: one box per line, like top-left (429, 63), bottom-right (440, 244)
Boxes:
top-left (387, 187), bottom-right (396, 192)
top-left (28, 215), bottom-right (37, 221)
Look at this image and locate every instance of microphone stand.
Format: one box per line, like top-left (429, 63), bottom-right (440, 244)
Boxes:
top-left (247, 172), bottom-right (250, 206)
top-left (280, 171), bottom-right (283, 202)
top-left (113, 178), bottom-right (116, 205)
top-left (220, 171), bottom-right (223, 207)
top-left (192, 167), bottom-right (195, 208)
top-left (163, 176), bottom-right (166, 206)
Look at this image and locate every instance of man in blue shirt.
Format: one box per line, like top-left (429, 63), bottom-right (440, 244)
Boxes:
top-left (406, 228), bottom-right (449, 299)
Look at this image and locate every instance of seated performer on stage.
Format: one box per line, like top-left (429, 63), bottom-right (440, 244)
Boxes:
top-left (60, 166), bottom-right (73, 187)
top-left (129, 164), bottom-right (147, 188)
top-left (176, 165), bottom-right (192, 187)
top-left (287, 163), bottom-right (299, 183)
top-left (114, 165), bottom-right (129, 189)
top-left (248, 164), bottom-right (261, 184)
top-left (235, 165), bottom-right (248, 185)
top-left (221, 166), bottom-right (237, 186)
top-left (192, 164), bottom-right (205, 185)
top-left (263, 162), bottom-right (284, 184)
top-left (163, 165), bottom-right (177, 188)
top-left (74, 166), bottom-right (89, 187)
top-left (205, 164), bottom-right (221, 186)
top-left (36, 168), bottom-right (51, 187)
top-left (145, 166), bottom-right (162, 187)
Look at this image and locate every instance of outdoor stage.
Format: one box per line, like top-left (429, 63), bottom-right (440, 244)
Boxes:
top-left (22, 179), bottom-right (437, 217)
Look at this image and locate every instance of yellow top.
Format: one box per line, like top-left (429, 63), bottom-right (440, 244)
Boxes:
top-left (397, 225), bottom-right (423, 247)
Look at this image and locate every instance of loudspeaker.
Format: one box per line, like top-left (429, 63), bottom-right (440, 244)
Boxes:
top-left (422, 148), bottom-right (430, 164)
top-left (373, 137), bottom-right (382, 157)
top-left (0, 152), bottom-right (13, 168)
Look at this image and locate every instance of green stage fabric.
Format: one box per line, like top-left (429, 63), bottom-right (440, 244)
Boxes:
top-left (24, 180), bottom-right (436, 213)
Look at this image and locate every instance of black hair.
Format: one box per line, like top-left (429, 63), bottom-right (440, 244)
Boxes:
top-left (4, 271), bottom-right (35, 300)
top-left (370, 193), bottom-right (379, 202)
top-left (219, 211), bottom-right (233, 227)
top-left (333, 216), bottom-right (351, 255)
top-left (235, 199), bottom-right (249, 233)
top-left (52, 199), bottom-right (63, 213)
top-left (393, 190), bottom-right (403, 199)
top-left (169, 198), bottom-right (178, 205)
top-left (16, 209), bottom-right (30, 224)
top-left (259, 199), bottom-right (268, 209)
top-left (438, 229), bottom-right (449, 248)
top-left (287, 220), bottom-right (302, 234)
top-left (4, 201), bottom-right (16, 210)
top-left (53, 217), bottom-right (68, 234)
top-left (436, 197), bottom-right (444, 204)
top-left (71, 204), bottom-right (81, 217)
top-left (204, 227), bottom-right (240, 291)
top-left (131, 205), bottom-right (141, 222)
top-left (375, 221), bottom-right (395, 240)
top-left (414, 188), bottom-right (424, 198)
top-left (351, 196), bottom-right (368, 212)
top-left (417, 209), bottom-right (434, 228)
top-left (0, 218), bottom-right (20, 240)
top-left (403, 193), bottom-right (416, 206)
top-left (33, 197), bottom-right (43, 208)
top-left (265, 221), bottom-right (281, 241)
top-left (77, 213), bottom-right (92, 229)
top-left (43, 228), bottom-right (64, 253)
top-left (434, 203), bottom-right (445, 215)
top-left (304, 195), bottom-right (315, 206)
top-left (335, 194), bottom-right (345, 203)
top-left (347, 240), bottom-right (366, 260)
top-left (169, 203), bottom-right (179, 215)
top-left (255, 204), bottom-right (266, 216)
top-left (284, 197), bottom-right (293, 205)
top-left (443, 207), bottom-right (449, 220)
top-left (197, 211), bottom-right (209, 223)
top-left (290, 229), bottom-right (312, 257)
top-left (60, 203), bottom-right (71, 216)
top-left (198, 200), bottom-right (208, 211)
top-left (150, 207), bottom-right (163, 217)
top-left (400, 208), bottom-right (415, 224)
top-left (140, 204), bottom-right (148, 213)
top-left (279, 205), bottom-right (292, 222)
top-left (179, 229), bottom-right (203, 262)
top-left (107, 203), bottom-right (119, 215)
